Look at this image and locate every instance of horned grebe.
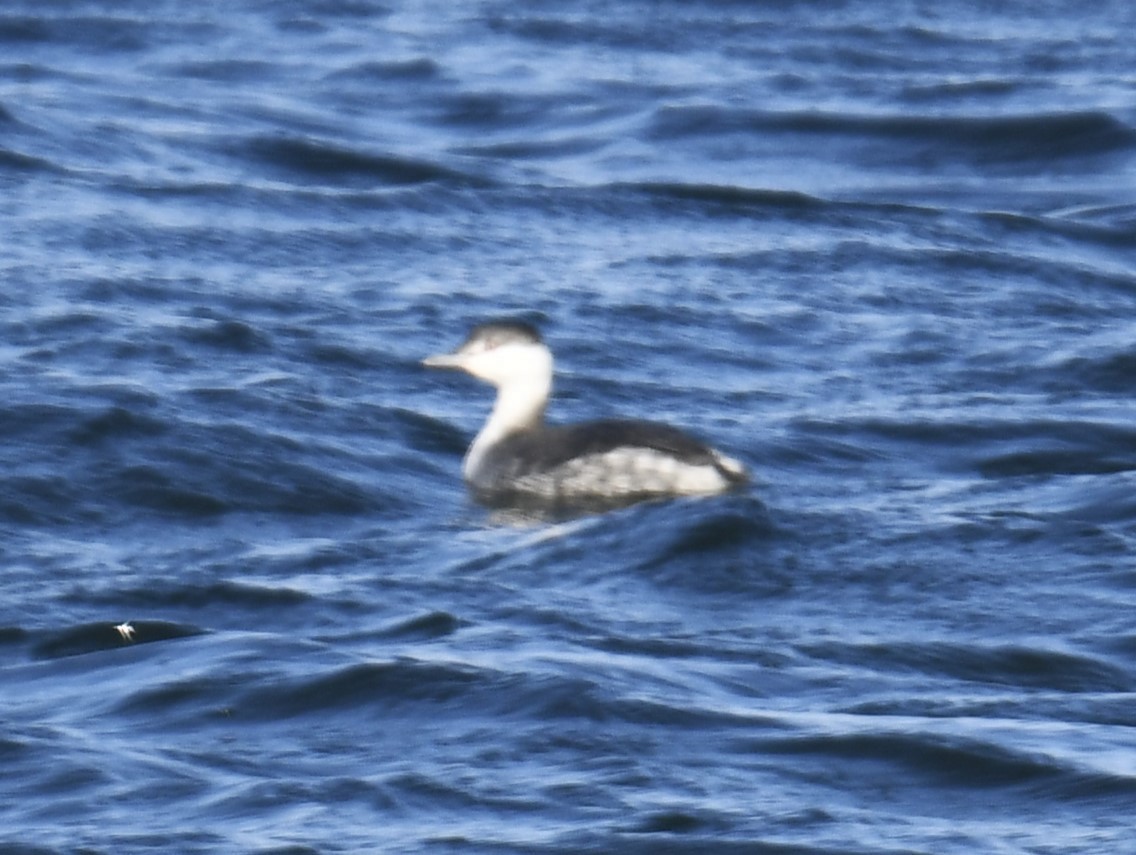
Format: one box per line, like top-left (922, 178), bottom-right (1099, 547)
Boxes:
top-left (423, 321), bottom-right (748, 507)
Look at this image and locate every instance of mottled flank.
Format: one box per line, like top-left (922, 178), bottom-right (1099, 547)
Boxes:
top-left (497, 446), bottom-right (722, 498)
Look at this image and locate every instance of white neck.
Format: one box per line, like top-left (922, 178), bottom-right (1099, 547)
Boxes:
top-left (462, 346), bottom-right (552, 483)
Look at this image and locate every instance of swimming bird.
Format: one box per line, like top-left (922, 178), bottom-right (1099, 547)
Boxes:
top-left (423, 321), bottom-right (748, 507)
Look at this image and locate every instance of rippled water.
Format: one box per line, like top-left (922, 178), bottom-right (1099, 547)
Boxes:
top-left (3, 1), bottom-right (1136, 853)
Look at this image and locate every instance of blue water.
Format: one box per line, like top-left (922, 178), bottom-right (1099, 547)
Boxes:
top-left (3, 1), bottom-right (1136, 852)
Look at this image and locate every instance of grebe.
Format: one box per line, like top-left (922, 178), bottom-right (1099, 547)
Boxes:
top-left (423, 321), bottom-right (748, 507)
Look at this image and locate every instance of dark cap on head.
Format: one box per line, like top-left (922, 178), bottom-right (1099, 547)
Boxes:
top-left (463, 320), bottom-right (543, 349)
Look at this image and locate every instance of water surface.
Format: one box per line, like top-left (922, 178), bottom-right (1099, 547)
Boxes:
top-left (2, 1), bottom-right (1135, 852)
